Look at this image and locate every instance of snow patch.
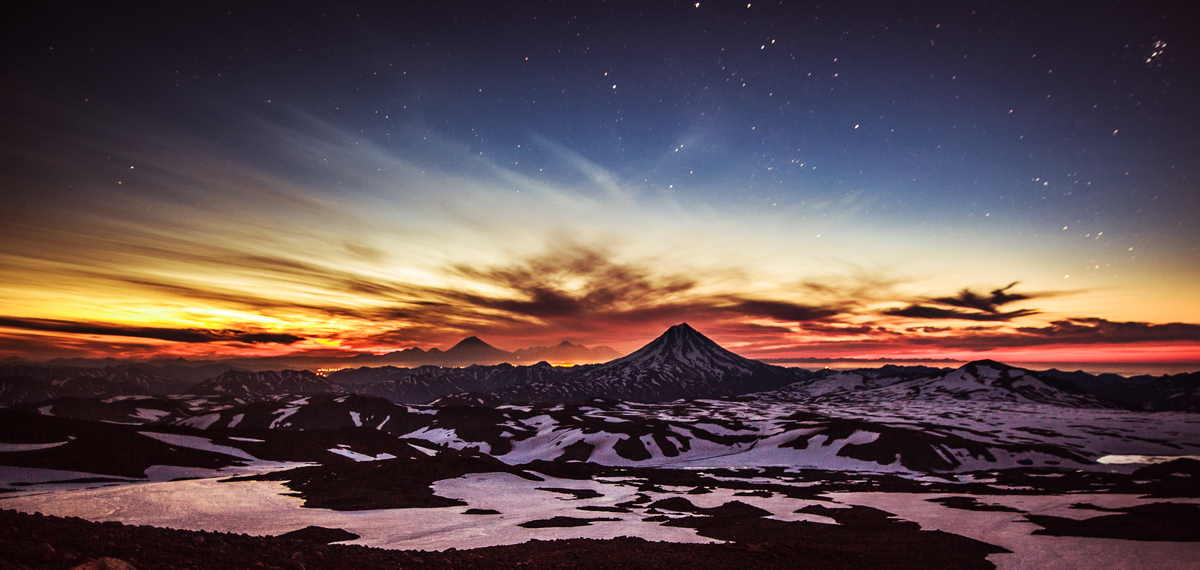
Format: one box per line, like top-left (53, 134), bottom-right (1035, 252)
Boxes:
top-left (1097, 454), bottom-right (1200, 465)
top-left (409, 443), bottom-right (437, 457)
top-left (0, 441), bottom-right (68, 452)
top-left (326, 448), bottom-right (397, 462)
top-left (178, 413), bottom-right (222, 430)
top-left (132, 408), bottom-right (171, 422)
top-left (269, 407), bottom-right (300, 429)
top-left (137, 432), bottom-right (258, 461)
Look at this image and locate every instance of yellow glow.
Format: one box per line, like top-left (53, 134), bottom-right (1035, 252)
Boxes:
top-left (0, 113), bottom-right (1195, 367)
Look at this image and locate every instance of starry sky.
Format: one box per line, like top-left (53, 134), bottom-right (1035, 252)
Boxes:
top-left (2, 0), bottom-right (1198, 373)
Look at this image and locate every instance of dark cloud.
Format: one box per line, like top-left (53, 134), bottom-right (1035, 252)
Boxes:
top-left (1013, 318), bottom-right (1200, 344)
top-left (453, 243), bottom-right (697, 319)
top-left (883, 305), bottom-right (1039, 322)
top-left (730, 300), bottom-right (843, 322)
top-left (883, 283), bottom-right (1042, 322)
top-left (933, 282), bottom-right (1031, 313)
top-left (712, 322), bottom-right (797, 335)
top-left (446, 244), bottom-right (862, 346)
top-left (228, 332), bottom-right (308, 344)
top-left (906, 326), bottom-right (952, 333)
top-left (874, 318), bottom-right (1200, 352)
top-left (0, 316), bottom-right (304, 345)
top-left (796, 322), bottom-right (880, 336)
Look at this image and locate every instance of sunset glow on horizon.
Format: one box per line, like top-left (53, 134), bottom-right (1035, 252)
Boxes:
top-left (2, 1), bottom-right (1197, 373)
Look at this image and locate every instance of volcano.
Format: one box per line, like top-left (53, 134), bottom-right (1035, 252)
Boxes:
top-left (493, 323), bottom-right (809, 402)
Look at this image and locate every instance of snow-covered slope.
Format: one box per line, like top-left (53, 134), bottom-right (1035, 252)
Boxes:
top-left (0, 365), bottom-right (179, 406)
top-left (357, 362), bottom-right (568, 404)
top-left (188, 370), bottom-right (346, 401)
top-left (14, 388), bottom-right (1200, 476)
top-left (774, 360), bottom-right (1109, 408)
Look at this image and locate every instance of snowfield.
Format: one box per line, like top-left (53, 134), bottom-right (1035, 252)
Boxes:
top-left (4, 470), bottom-right (1197, 567)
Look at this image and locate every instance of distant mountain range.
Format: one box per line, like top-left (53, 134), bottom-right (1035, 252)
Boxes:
top-left (1, 323), bottom-right (1197, 410)
top-left (6, 338), bottom-right (621, 371)
top-left (773, 359), bottom-right (1110, 408)
top-left (0, 364), bottom-right (205, 406)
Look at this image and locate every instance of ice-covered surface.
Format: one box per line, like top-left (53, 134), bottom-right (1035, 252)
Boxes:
top-left (0, 474), bottom-right (720, 550)
top-left (6, 470), bottom-right (1198, 561)
top-left (828, 492), bottom-right (1200, 570)
top-left (0, 469), bottom-right (840, 550)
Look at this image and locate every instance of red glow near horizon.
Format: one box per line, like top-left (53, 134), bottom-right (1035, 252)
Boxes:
top-left (5, 322), bottom-right (1198, 377)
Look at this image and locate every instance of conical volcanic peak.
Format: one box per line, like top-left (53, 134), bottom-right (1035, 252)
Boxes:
top-left (449, 336), bottom-right (494, 350)
top-left (489, 322), bottom-right (810, 402)
top-left (441, 336), bottom-right (511, 365)
top-left (607, 323), bottom-right (763, 374)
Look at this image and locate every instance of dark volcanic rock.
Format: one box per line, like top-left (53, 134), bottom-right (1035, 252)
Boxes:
top-left (0, 409), bottom-right (244, 478)
top-left (0, 365), bottom-right (181, 406)
top-left (357, 362), bottom-right (568, 404)
top-left (927, 496), bottom-right (1026, 513)
top-left (517, 516), bottom-right (621, 528)
top-left (276, 526), bottom-right (360, 544)
top-left (1026, 502), bottom-right (1200, 541)
top-left (229, 448), bottom-right (530, 510)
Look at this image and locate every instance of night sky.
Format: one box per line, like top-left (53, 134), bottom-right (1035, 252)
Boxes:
top-left (3, 0), bottom-right (1198, 372)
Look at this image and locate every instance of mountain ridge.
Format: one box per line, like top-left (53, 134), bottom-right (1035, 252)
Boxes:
top-left (2, 324), bottom-right (1197, 409)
